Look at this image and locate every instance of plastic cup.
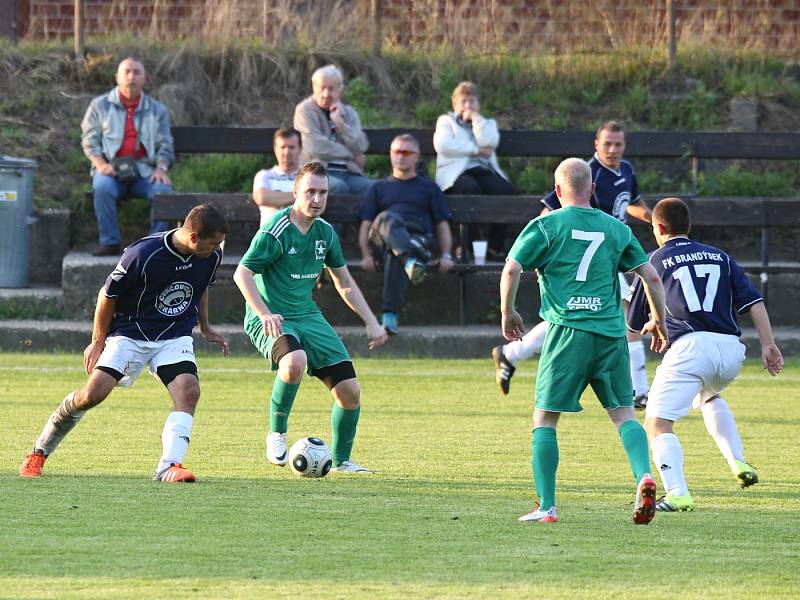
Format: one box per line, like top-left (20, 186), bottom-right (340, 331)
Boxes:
top-left (472, 240), bottom-right (488, 265)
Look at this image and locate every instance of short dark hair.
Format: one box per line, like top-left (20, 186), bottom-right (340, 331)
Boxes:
top-left (391, 133), bottom-right (420, 153)
top-left (273, 127), bottom-right (301, 146)
top-left (596, 120), bottom-right (626, 139)
top-left (653, 197), bottom-right (691, 235)
top-left (296, 161), bottom-right (328, 181)
top-left (183, 204), bottom-right (228, 237)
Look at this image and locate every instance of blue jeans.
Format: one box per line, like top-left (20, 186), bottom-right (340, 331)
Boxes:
top-left (327, 170), bottom-right (374, 196)
top-left (92, 174), bottom-right (172, 245)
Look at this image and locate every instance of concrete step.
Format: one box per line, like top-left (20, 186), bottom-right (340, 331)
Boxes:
top-left (1, 319), bottom-right (799, 358)
top-left (0, 286), bottom-right (64, 319)
top-left (52, 251), bottom-right (800, 328)
top-left (59, 252), bottom-right (542, 326)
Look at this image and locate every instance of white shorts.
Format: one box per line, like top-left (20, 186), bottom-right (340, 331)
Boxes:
top-left (96, 335), bottom-right (196, 388)
top-left (645, 332), bottom-right (746, 422)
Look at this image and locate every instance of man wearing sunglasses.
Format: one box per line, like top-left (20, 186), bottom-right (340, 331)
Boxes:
top-left (357, 134), bottom-right (454, 334)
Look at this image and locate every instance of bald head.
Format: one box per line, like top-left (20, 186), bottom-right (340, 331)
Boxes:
top-left (116, 57), bottom-right (146, 100)
top-left (554, 158), bottom-right (593, 206)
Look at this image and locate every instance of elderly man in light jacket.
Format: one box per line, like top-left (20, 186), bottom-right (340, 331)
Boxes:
top-left (81, 57), bottom-right (174, 256)
top-left (293, 65), bottom-right (373, 196)
top-left (434, 81), bottom-right (515, 258)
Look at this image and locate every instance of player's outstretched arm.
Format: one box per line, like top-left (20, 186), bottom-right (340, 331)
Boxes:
top-left (500, 259), bottom-right (524, 341)
top-left (748, 301), bottom-right (784, 376)
top-left (232, 264), bottom-right (284, 338)
top-left (198, 290), bottom-right (229, 356)
top-left (632, 262), bottom-right (669, 352)
top-left (84, 287), bottom-right (117, 374)
top-left (328, 266), bottom-right (387, 350)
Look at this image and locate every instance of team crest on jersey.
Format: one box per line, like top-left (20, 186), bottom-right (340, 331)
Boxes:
top-left (156, 281), bottom-right (194, 316)
top-left (314, 240), bottom-right (327, 260)
top-left (612, 192), bottom-right (631, 221)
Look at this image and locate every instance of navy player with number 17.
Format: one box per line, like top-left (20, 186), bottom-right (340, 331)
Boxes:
top-left (493, 121), bottom-right (652, 407)
top-left (627, 197), bottom-right (784, 512)
top-left (20, 204), bottom-right (229, 482)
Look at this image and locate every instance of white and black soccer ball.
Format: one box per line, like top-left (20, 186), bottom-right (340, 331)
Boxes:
top-left (288, 437), bottom-right (333, 478)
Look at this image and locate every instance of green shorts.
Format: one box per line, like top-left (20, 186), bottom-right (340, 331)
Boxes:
top-left (246, 311), bottom-right (350, 372)
top-left (535, 323), bottom-right (633, 413)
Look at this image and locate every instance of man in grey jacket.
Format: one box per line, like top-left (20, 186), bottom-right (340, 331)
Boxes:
top-left (81, 57), bottom-right (174, 256)
top-left (293, 65), bottom-right (373, 196)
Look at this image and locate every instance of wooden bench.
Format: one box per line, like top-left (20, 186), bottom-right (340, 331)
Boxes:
top-left (153, 192), bottom-right (800, 322)
top-left (153, 192), bottom-right (541, 325)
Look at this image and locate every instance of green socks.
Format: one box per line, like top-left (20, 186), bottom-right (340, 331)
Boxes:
top-left (270, 378), bottom-right (300, 433)
top-left (331, 404), bottom-right (360, 466)
top-left (532, 427), bottom-right (559, 510)
top-left (619, 419), bottom-right (651, 482)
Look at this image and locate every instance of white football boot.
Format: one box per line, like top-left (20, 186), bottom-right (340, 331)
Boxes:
top-left (266, 431), bottom-right (288, 466)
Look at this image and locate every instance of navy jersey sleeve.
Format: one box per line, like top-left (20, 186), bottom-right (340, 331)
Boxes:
top-left (357, 182), bottom-right (380, 222)
top-left (626, 277), bottom-right (649, 332)
top-left (104, 251), bottom-right (140, 298)
top-left (430, 184), bottom-right (452, 224)
top-left (208, 250), bottom-right (222, 286)
top-left (541, 190), bottom-right (561, 211)
top-left (729, 256), bottom-right (762, 313)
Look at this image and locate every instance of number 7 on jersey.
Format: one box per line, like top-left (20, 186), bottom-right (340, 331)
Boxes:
top-left (571, 230), bottom-right (605, 281)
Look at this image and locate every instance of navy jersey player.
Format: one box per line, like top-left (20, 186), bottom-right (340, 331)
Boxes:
top-left (627, 197), bottom-right (783, 512)
top-left (20, 204), bottom-right (229, 483)
top-left (493, 121), bottom-right (653, 406)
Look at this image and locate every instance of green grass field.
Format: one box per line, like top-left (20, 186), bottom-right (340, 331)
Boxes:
top-left (1, 353), bottom-right (798, 599)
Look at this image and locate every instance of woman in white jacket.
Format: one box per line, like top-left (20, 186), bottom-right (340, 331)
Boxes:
top-left (434, 81), bottom-right (515, 257)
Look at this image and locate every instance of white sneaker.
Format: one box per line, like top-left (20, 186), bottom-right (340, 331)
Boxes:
top-left (518, 505), bottom-right (558, 522)
top-left (266, 432), bottom-right (287, 466)
top-left (330, 460), bottom-right (373, 473)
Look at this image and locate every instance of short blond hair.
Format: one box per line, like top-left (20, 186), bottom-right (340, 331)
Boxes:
top-left (554, 158), bottom-right (592, 196)
top-left (452, 81), bottom-right (479, 105)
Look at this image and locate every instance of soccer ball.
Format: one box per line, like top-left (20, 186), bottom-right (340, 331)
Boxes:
top-left (288, 437), bottom-right (333, 478)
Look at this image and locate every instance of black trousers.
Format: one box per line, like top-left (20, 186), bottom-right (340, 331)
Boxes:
top-left (368, 210), bottom-right (432, 313)
top-left (446, 167), bottom-right (516, 254)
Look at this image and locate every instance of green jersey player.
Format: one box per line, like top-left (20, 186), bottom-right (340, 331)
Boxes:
top-left (500, 158), bottom-right (668, 524)
top-left (234, 162), bottom-right (387, 473)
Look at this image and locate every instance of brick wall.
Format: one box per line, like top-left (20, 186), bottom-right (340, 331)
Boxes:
top-left (18, 0), bottom-right (800, 55)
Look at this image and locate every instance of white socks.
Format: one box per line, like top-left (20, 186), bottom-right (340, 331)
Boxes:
top-left (628, 340), bottom-right (649, 397)
top-left (701, 397), bottom-right (745, 467)
top-left (651, 432), bottom-right (688, 496)
top-left (157, 411), bottom-right (194, 473)
top-left (503, 320), bottom-right (547, 364)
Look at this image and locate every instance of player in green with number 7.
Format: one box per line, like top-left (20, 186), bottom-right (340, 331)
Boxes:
top-left (500, 158), bottom-right (668, 524)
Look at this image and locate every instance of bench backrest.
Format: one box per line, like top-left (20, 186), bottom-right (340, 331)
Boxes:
top-left (172, 127), bottom-right (800, 160)
top-left (152, 192), bottom-right (800, 228)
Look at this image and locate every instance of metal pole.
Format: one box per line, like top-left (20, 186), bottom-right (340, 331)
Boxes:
top-left (74, 0), bottom-right (85, 69)
top-left (371, 0), bottom-right (382, 57)
top-left (666, 0), bottom-right (676, 72)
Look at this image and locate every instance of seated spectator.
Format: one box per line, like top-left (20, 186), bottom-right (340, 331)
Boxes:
top-left (434, 81), bottom-right (515, 258)
top-left (81, 57), bottom-right (174, 256)
top-left (252, 127), bottom-right (302, 226)
top-left (358, 134), bottom-right (454, 334)
top-left (293, 65), bottom-right (373, 196)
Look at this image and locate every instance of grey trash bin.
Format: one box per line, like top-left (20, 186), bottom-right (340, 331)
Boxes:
top-left (0, 156), bottom-right (38, 287)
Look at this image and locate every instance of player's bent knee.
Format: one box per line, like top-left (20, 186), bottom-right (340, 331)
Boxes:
top-left (332, 378), bottom-right (360, 409)
top-left (278, 351), bottom-right (307, 383)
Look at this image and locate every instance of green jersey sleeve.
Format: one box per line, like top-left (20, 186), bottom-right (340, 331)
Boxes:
top-left (617, 228), bottom-right (649, 273)
top-left (324, 228), bottom-right (346, 269)
top-left (508, 219), bottom-right (549, 271)
top-left (240, 230), bottom-right (283, 273)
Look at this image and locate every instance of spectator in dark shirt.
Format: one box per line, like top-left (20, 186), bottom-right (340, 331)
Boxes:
top-left (358, 134), bottom-right (454, 334)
